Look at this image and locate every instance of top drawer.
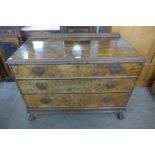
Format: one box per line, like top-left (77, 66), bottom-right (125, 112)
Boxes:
top-left (12, 63), bottom-right (142, 79)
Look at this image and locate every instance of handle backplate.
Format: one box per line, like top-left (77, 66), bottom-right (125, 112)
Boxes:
top-left (106, 81), bottom-right (118, 89)
top-left (41, 98), bottom-right (52, 104)
top-left (109, 64), bottom-right (122, 74)
top-left (36, 82), bottom-right (48, 90)
top-left (32, 67), bottom-right (45, 75)
top-left (101, 97), bottom-right (112, 103)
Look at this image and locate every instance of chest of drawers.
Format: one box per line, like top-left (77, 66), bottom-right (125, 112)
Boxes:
top-left (7, 33), bottom-right (145, 121)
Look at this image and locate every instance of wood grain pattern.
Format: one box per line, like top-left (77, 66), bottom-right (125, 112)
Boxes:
top-left (137, 63), bottom-right (155, 86)
top-left (7, 34), bottom-right (144, 65)
top-left (0, 48), bottom-right (13, 79)
top-left (0, 27), bottom-right (22, 47)
top-left (12, 63), bottom-right (142, 79)
top-left (23, 93), bottom-right (130, 108)
top-left (18, 78), bottom-right (136, 94)
top-left (0, 38), bottom-right (20, 47)
top-left (7, 33), bottom-right (145, 115)
top-left (111, 27), bottom-right (155, 86)
top-left (60, 26), bottom-right (96, 33)
top-left (21, 33), bottom-right (121, 40)
top-left (111, 26), bottom-right (155, 61)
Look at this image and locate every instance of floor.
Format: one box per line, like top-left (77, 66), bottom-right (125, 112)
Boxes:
top-left (0, 81), bottom-right (155, 129)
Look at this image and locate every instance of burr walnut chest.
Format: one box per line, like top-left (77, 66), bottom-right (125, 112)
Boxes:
top-left (7, 33), bottom-right (145, 120)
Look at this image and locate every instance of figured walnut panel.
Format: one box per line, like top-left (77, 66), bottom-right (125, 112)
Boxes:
top-left (7, 36), bottom-right (144, 63)
top-left (12, 63), bottom-right (142, 79)
top-left (23, 93), bottom-right (130, 108)
top-left (18, 78), bottom-right (136, 94)
top-left (7, 34), bottom-right (145, 112)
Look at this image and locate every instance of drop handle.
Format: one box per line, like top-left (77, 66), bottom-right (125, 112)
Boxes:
top-left (36, 83), bottom-right (48, 90)
top-left (101, 97), bottom-right (112, 103)
top-left (109, 65), bottom-right (122, 74)
top-left (32, 67), bottom-right (45, 75)
top-left (41, 98), bottom-right (52, 104)
top-left (76, 65), bottom-right (80, 68)
top-left (106, 81), bottom-right (118, 89)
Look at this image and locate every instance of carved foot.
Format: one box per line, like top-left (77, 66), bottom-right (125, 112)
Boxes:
top-left (117, 112), bottom-right (124, 120)
top-left (28, 113), bottom-right (36, 121)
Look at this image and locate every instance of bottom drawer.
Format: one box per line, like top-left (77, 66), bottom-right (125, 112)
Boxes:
top-left (23, 93), bottom-right (130, 108)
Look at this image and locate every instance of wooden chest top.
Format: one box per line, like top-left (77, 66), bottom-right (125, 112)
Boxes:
top-left (7, 33), bottom-right (145, 64)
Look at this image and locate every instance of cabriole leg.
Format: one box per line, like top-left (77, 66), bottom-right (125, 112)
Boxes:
top-left (117, 112), bottom-right (124, 120)
top-left (28, 113), bottom-right (36, 121)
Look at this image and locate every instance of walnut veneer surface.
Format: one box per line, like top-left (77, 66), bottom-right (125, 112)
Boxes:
top-left (8, 35), bottom-right (144, 63)
top-left (7, 33), bottom-right (145, 115)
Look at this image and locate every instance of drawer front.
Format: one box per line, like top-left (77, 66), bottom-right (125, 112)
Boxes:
top-left (18, 78), bottom-right (136, 94)
top-left (0, 28), bottom-right (15, 35)
top-left (23, 93), bottom-right (129, 108)
top-left (12, 63), bottom-right (142, 79)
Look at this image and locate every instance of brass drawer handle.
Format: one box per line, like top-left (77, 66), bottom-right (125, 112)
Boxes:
top-left (101, 97), bottom-right (112, 103)
top-left (106, 81), bottom-right (118, 89)
top-left (32, 67), bottom-right (45, 75)
top-left (41, 98), bottom-right (52, 104)
top-left (76, 65), bottom-right (80, 68)
top-left (109, 65), bottom-right (122, 74)
top-left (36, 82), bottom-right (48, 90)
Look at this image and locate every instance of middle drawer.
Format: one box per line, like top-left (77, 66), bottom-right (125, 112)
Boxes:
top-left (17, 78), bottom-right (136, 94)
